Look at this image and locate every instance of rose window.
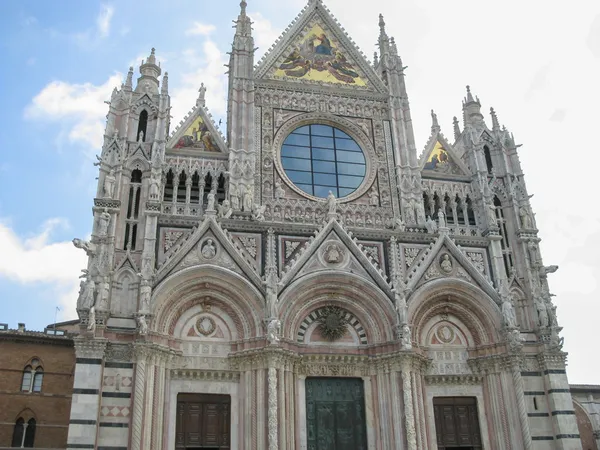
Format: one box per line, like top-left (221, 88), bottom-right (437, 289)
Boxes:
top-left (280, 124), bottom-right (366, 198)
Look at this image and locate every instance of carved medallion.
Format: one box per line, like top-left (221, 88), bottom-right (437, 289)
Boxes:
top-left (439, 253), bottom-right (453, 274)
top-left (199, 238), bottom-right (217, 260)
top-left (196, 316), bottom-right (216, 336)
top-left (436, 324), bottom-right (455, 344)
top-left (317, 306), bottom-right (348, 341)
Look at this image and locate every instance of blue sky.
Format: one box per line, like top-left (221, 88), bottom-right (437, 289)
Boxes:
top-left (0, 0), bottom-right (599, 383)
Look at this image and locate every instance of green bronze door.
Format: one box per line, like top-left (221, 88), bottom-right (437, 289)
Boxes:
top-left (305, 377), bottom-right (368, 450)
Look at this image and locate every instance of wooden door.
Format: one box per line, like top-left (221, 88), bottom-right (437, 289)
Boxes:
top-left (305, 377), bottom-right (368, 450)
top-left (433, 397), bottom-right (482, 449)
top-left (176, 393), bottom-right (230, 449)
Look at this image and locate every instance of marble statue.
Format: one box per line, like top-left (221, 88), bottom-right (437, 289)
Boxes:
top-left (229, 184), bottom-right (240, 210)
top-left (327, 191), bottom-right (337, 215)
top-left (394, 217), bottom-right (406, 231)
top-left (149, 178), bottom-right (160, 200)
top-left (536, 299), bottom-right (549, 328)
top-left (97, 210), bottom-right (111, 237)
top-left (137, 315), bottom-right (148, 335)
top-left (201, 239), bottom-right (217, 259)
top-left (501, 295), bottom-right (518, 329)
top-left (103, 170), bottom-right (116, 198)
top-left (394, 288), bottom-right (407, 325)
top-left (87, 306), bottom-right (96, 332)
top-left (425, 216), bottom-right (438, 234)
top-left (267, 319), bottom-right (281, 345)
top-left (217, 199), bottom-right (233, 219)
top-left (400, 324), bottom-right (412, 349)
top-left (243, 185), bottom-right (253, 212)
top-left (519, 205), bottom-right (533, 229)
top-left (487, 203), bottom-right (498, 226)
top-left (137, 130), bottom-right (145, 142)
top-left (206, 189), bottom-right (216, 212)
top-left (139, 282), bottom-right (151, 313)
top-left (275, 181), bottom-right (285, 199)
top-left (97, 279), bottom-right (110, 310)
top-left (440, 254), bottom-right (453, 273)
top-left (369, 189), bottom-right (379, 206)
top-left (77, 277), bottom-right (96, 310)
top-left (437, 209), bottom-right (446, 228)
top-left (253, 204), bottom-right (266, 221)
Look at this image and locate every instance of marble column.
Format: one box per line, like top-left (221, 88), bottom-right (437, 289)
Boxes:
top-left (511, 362), bottom-right (533, 450)
top-left (401, 360), bottom-right (417, 450)
top-left (131, 345), bottom-right (148, 450)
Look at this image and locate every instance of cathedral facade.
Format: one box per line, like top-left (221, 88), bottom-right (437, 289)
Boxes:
top-left (65, 1), bottom-right (586, 449)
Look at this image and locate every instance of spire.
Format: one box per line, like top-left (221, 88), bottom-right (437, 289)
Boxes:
top-left (137, 48), bottom-right (161, 94)
top-left (161, 72), bottom-right (169, 95)
top-left (453, 116), bottom-right (461, 141)
top-left (379, 13), bottom-right (388, 40)
top-left (235, 0), bottom-right (252, 37)
top-left (378, 13), bottom-right (390, 54)
top-left (462, 85), bottom-right (483, 126)
top-left (390, 37), bottom-right (398, 56)
top-left (196, 83), bottom-right (206, 108)
top-left (490, 107), bottom-right (500, 132)
top-left (431, 109), bottom-right (440, 133)
top-left (465, 85), bottom-right (475, 104)
top-left (124, 66), bottom-right (134, 90)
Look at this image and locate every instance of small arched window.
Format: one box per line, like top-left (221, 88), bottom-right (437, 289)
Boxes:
top-left (11, 418), bottom-right (24, 447)
top-left (483, 145), bottom-right (493, 173)
top-left (24, 419), bottom-right (36, 448)
top-left (137, 110), bottom-right (148, 142)
top-left (21, 360), bottom-right (43, 393)
top-left (20, 367), bottom-right (32, 392)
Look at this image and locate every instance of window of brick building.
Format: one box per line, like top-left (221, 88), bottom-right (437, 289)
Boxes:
top-left (11, 417), bottom-right (35, 448)
top-left (21, 359), bottom-right (43, 393)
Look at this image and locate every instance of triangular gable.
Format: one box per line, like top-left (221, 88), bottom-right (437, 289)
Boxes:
top-left (419, 133), bottom-right (470, 178)
top-left (167, 104), bottom-right (228, 154)
top-left (279, 219), bottom-right (391, 296)
top-left (127, 143), bottom-right (149, 162)
top-left (155, 216), bottom-right (263, 291)
top-left (255, 2), bottom-right (387, 93)
top-left (405, 233), bottom-right (499, 303)
top-left (114, 253), bottom-right (140, 274)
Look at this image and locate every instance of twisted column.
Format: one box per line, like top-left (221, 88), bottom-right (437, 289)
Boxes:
top-left (131, 348), bottom-right (147, 450)
top-left (512, 363), bottom-right (533, 450)
top-left (401, 362), bottom-right (417, 450)
top-left (268, 367), bottom-right (278, 450)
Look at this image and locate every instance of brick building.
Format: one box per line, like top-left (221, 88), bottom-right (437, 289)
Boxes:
top-left (0, 323), bottom-right (75, 449)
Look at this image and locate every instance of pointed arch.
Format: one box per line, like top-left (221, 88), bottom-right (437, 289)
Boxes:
top-left (279, 271), bottom-right (396, 344)
top-left (137, 109), bottom-right (148, 142)
top-left (152, 265), bottom-right (264, 340)
top-left (408, 278), bottom-right (502, 347)
top-left (111, 267), bottom-right (139, 316)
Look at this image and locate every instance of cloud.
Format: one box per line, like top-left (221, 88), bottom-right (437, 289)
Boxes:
top-left (72, 4), bottom-right (115, 47)
top-left (587, 13), bottom-right (600, 59)
top-left (170, 39), bottom-right (228, 123)
top-left (24, 73), bottom-right (122, 150)
top-left (250, 12), bottom-right (282, 60)
top-left (97, 4), bottom-right (115, 38)
top-left (186, 22), bottom-right (216, 37)
top-left (0, 218), bottom-right (86, 320)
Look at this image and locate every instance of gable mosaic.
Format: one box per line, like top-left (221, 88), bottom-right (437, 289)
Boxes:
top-left (274, 24), bottom-right (367, 86)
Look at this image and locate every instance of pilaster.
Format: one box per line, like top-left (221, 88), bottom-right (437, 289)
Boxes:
top-left (66, 337), bottom-right (108, 450)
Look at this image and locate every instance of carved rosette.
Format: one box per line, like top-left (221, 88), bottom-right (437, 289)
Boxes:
top-left (316, 306), bottom-right (348, 341)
